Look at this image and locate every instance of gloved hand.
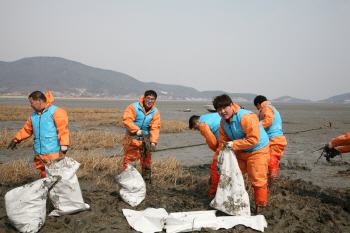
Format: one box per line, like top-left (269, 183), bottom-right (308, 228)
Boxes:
top-left (150, 142), bottom-right (156, 152)
top-left (327, 142), bottom-right (334, 149)
top-left (7, 140), bottom-right (19, 150)
top-left (136, 130), bottom-right (143, 137)
top-left (60, 145), bottom-right (68, 154)
top-left (223, 141), bottom-right (234, 150)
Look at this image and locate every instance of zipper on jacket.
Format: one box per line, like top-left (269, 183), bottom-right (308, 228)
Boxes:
top-left (39, 114), bottom-right (42, 154)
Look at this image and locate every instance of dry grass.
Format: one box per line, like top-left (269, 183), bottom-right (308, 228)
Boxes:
top-left (160, 120), bottom-right (188, 133)
top-left (0, 150), bottom-right (253, 197)
top-left (0, 129), bottom-right (125, 149)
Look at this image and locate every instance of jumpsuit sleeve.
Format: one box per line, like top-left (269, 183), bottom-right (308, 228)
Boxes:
top-left (331, 132), bottom-right (350, 153)
top-left (233, 113), bottom-right (260, 150)
top-left (259, 105), bottom-right (274, 129)
top-left (199, 123), bottom-right (219, 152)
top-left (53, 108), bottom-right (69, 146)
top-left (14, 116), bottom-right (34, 142)
top-left (122, 104), bottom-right (140, 134)
top-left (217, 121), bottom-right (231, 151)
top-left (149, 109), bottom-right (161, 144)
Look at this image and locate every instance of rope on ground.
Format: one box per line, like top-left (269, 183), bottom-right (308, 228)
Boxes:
top-left (156, 143), bottom-right (207, 152)
top-left (284, 127), bottom-right (324, 134)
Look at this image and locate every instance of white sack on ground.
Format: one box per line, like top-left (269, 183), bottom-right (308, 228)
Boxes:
top-left (46, 156), bottom-right (90, 216)
top-left (165, 210), bottom-right (218, 233)
top-left (5, 176), bottom-right (60, 233)
top-left (216, 215), bottom-right (267, 232)
top-left (116, 163), bottom-right (146, 207)
top-left (210, 148), bottom-right (251, 216)
top-left (122, 208), bottom-right (168, 233)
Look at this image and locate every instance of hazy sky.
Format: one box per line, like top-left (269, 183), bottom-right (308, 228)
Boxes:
top-left (1, 1), bottom-right (349, 101)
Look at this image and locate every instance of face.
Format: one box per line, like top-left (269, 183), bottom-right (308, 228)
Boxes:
top-left (193, 121), bottom-right (200, 131)
top-left (29, 97), bottom-right (43, 112)
top-left (143, 95), bottom-right (156, 110)
top-left (217, 104), bottom-right (233, 121)
top-left (255, 103), bottom-right (261, 111)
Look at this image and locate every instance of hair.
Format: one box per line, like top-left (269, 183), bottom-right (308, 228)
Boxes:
top-left (28, 91), bottom-right (46, 101)
top-left (144, 90), bottom-right (157, 99)
top-left (212, 94), bottom-right (233, 110)
top-left (188, 115), bottom-right (200, 129)
top-left (253, 95), bottom-right (267, 106)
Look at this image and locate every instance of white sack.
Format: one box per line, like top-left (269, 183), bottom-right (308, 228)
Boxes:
top-left (165, 210), bottom-right (218, 233)
top-left (116, 163), bottom-right (146, 207)
top-left (216, 215), bottom-right (267, 232)
top-left (122, 208), bottom-right (168, 233)
top-left (5, 176), bottom-right (60, 233)
top-left (210, 148), bottom-right (251, 216)
top-left (46, 156), bottom-right (90, 216)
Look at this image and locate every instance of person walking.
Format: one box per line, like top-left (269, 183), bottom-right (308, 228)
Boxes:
top-left (254, 95), bottom-right (287, 185)
top-left (212, 94), bottom-right (270, 213)
top-left (122, 90), bottom-right (161, 183)
top-left (189, 113), bottom-right (221, 197)
top-left (7, 91), bottom-right (69, 178)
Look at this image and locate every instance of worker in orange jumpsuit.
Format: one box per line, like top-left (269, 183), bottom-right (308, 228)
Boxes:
top-left (7, 91), bottom-right (69, 178)
top-left (189, 113), bottom-right (221, 197)
top-left (327, 131), bottom-right (350, 153)
top-left (254, 95), bottom-right (287, 185)
top-left (122, 90), bottom-right (161, 182)
top-left (212, 94), bottom-right (270, 213)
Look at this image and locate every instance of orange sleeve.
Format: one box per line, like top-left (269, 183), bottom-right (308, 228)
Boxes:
top-left (260, 105), bottom-right (274, 129)
top-left (122, 104), bottom-right (140, 134)
top-left (53, 108), bottom-right (69, 146)
top-left (199, 122), bottom-right (219, 152)
top-left (331, 132), bottom-right (350, 148)
top-left (217, 121), bottom-right (231, 151)
top-left (14, 115), bottom-right (34, 142)
top-left (149, 110), bottom-right (161, 144)
top-left (338, 145), bottom-right (350, 153)
top-left (233, 113), bottom-right (260, 150)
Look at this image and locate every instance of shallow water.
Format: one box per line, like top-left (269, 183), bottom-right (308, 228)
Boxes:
top-left (1, 97), bottom-right (350, 189)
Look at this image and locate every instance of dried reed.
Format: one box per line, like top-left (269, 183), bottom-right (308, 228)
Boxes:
top-left (160, 121), bottom-right (188, 133)
top-left (0, 158), bottom-right (38, 185)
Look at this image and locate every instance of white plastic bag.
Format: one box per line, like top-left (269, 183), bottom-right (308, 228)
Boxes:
top-left (46, 156), bottom-right (90, 216)
top-left (122, 208), bottom-right (168, 233)
top-left (5, 176), bottom-right (60, 233)
top-left (210, 149), bottom-right (251, 216)
top-left (116, 163), bottom-right (146, 207)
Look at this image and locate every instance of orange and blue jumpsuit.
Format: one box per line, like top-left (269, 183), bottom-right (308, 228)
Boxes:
top-left (13, 91), bottom-right (69, 178)
top-left (214, 103), bottom-right (270, 208)
top-left (258, 101), bottom-right (287, 182)
top-left (198, 113), bottom-right (221, 197)
top-left (331, 131), bottom-right (350, 153)
top-left (122, 95), bottom-right (161, 172)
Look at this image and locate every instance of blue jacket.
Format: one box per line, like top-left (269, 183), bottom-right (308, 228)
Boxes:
top-left (222, 109), bottom-right (269, 152)
top-left (259, 103), bottom-right (283, 138)
top-left (199, 113), bottom-right (221, 142)
top-left (126, 102), bottom-right (158, 140)
top-left (31, 105), bottom-right (60, 155)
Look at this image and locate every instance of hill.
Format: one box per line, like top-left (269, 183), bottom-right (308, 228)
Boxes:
top-left (272, 96), bottom-right (312, 103)
top-left (318, 92), bottom-right (350, 103)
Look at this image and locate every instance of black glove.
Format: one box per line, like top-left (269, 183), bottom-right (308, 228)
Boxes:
top-left (60, 145), bottom-right (68, 154)
top-left (7, 140), bottom-right (19, 150)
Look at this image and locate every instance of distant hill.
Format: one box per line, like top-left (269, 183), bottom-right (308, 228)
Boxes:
top-left (272, 96), bottom-right (312, 103)
top-left (318, 92), bottom-right (350, 103)
top-left (0, 57), bottom-right (257, 100)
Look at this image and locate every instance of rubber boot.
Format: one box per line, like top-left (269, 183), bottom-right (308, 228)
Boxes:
top-left (143, 167), bottom-right (152, 184)
top-left (253, 184), bottom-right (268, 215)
top-left (268, 154), bottom-right (279, 184)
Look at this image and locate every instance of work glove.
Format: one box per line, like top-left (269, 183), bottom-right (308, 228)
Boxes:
top-left (223, 141), bottom-right (234, 150)
top-left (60, 145), bottom-right (68, 154)
top-left (150, 142), bottom-right (156, 152)
top-left (136, 130), bottom-right (143, 137)
top-left (327, 142), bottom-right (334, 149)
top-left (7, 140), bottom-right (19, 150)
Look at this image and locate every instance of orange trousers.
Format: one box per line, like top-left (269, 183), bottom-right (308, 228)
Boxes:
top-left (33, 152), bottom-right (65, 178)
top-left (122, 134), bottom-right (152, 173)
top-left (209, 159), bottom-right (220, 197)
